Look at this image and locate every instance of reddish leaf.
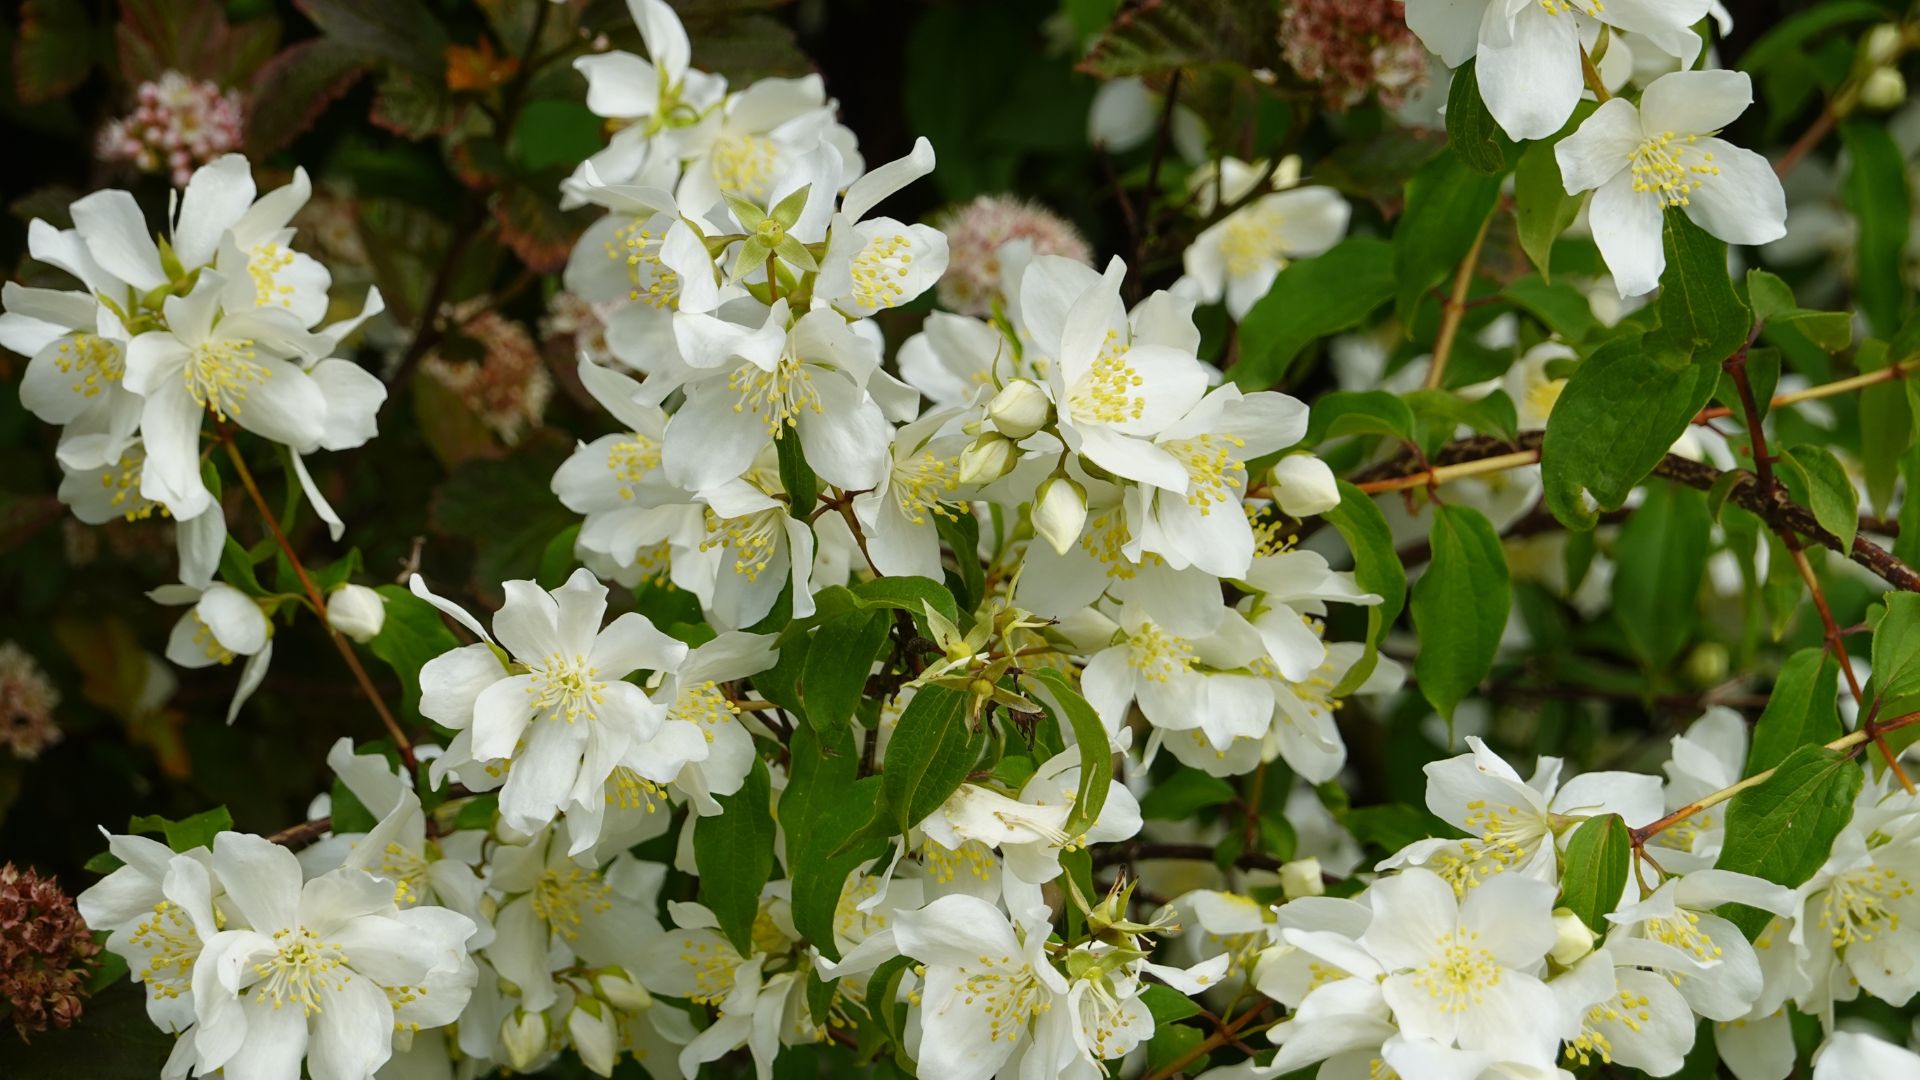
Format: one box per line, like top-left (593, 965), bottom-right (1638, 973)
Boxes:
top-left (15, 0), bottom-right (95, 105)
top-left (245, 38), bottom-right (368, 156)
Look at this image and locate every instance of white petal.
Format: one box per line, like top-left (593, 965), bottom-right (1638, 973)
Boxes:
top-left (1684, 138), bottom-right (1787, 246)
top-left (1556, 98), bottom-right (1643, 194)
top-left (1590, 172), bottom-right (1665, 297)
top-left (71, 188), bottom-right (167, 291)
top-left (1476, 5), bottom-right (1582, 141)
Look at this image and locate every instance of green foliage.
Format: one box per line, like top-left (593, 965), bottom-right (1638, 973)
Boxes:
top-left (1715, 744), bottom-right (1864, 937)
top-left (695, 757), bottom-right (777, 956)
top-left (1611, 482), bottom-right (1710, 672)
top-left (1559, 814), bottom-right (1630, 932)
top-left (876, 686), bottom-right (985, 834)
top-left (1233, 237), bottom-right (1396, 388)
top-left (1393, 153), bottom-right (1502, 323)
top-left (1411, 504), bottom-right (1509, 722)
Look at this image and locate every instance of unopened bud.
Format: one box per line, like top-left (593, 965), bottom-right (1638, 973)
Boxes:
top-left (1865, 23), bottom-right (1904, 66)
top-left (569, 1000), bottom-right (618, 1077)
top-left (1033, 476), bottom-right (1089, 555)
top-left (593, 967), bottom-right (653, 1012)
top-left (326, 583), bottom-right (386, 643)
top-left (1268, 454), bottom-right (1340, 518)
top-left (500, 1008), bottom-right (548, 1071)
top-left (987, 379), bottom-right (1053, 439)
top-left (1861, 66), bottom-right (1908, 110)
top-left (1549, 907), bottom-right (1596, 965)
top-left (1279, 857), bottom-right (1325, 899)
top-left (1684, 641), bottom-right (1730, 688)
top-left (957, 433), bottom-right (1017, 486)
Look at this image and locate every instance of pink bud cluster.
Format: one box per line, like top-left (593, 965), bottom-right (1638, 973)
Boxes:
top-left (423, 303), bottom-right (555, 445)
top-left (0, 642), bottom-right (61, 762)
top-left (933, 195), bottom-right (1092, 316)
top-left (0, 863), bottom-right (96, 1043)
top-left (96, 72), bottom-right (246, 187)
top-left (1280, 0), bottom-right (1428, 110)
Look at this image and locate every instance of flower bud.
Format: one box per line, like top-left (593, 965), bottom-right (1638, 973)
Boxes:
top-left (1861, 66), bottom-right (1908, 110)
top-left (326, 583), bottom-right (386, 643)
top-left (987, 379), bottom-right (1053, 439)
top-left (1033, 476), bottom-right (1088, 555)
top-left (500, 1008), bottom-right (548, 1071)
top-left (593, 967), bottom-right (653, 1012)
top-left (568, 999), bottom-right (618, 1077)
top-left (1268, 454), bottom-right (1340, 518)
top-left (957, 433), bottom-right (1017, 486)
top-left (1684, 641), bottom-right (1730, 688)
top-left (1866, 23), bottom-right (1904, 66)
top-left (1279, 857), bottom-right (1325, 899)
top-left (1549, 907), bottom-right (1596, 965)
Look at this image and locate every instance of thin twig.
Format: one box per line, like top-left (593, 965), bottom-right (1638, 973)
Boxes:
top-left (1423, 211), bottom-right (1494, 390)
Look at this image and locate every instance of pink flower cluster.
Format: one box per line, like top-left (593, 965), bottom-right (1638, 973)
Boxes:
top-left (0, 863), bottom-right (96, 1043)
top-left (1280, 0), bottom-right (1428, 110)
top-left (423, 303), bottom-right (554, 445)
top-left (934, 195), bottom-right (1092, 316)
top-left (96, 72), bottom-right (246, 187)
top-left (0, 642), bottom-right (60, 761)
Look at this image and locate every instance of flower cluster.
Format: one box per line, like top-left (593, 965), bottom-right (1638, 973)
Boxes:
top-left (0, 641), bottom-right (62, 760)
top-left (0, 863), bottom-right (98, 1042)
top-left (96, 72), bottom-right (246, 188)
top-left (1280, 0), bottom-right (1430, 109)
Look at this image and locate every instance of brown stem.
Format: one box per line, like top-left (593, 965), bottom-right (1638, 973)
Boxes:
top-left (1774, 107), bottom-right (1839, 180)
top-left (1142, 1003), bottom-right (1275, 1080)
top-left (268, 816), bottom-right (333, 847)
top-left (1423, 212), bottom-right (1494, 391)
top-left (222, 435), bottom-right (416, 769)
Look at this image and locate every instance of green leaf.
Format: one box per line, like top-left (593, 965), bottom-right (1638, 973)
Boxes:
top-left (1025, 667), bottom-right (1112, 836)
top-left (1299, 390), bottom-right (1416, 446)
top-left (1445, 59), bottom-right (1509, 174)
top-left (1746, 648), bottom-right (1841, 776)
top-left (1840, 119), bottom-right (1913, 338)
top-left (1542, 334), bottom-right (1720, 528)
top-left (800, 611), bottom-right (891, 740)
top-left (1747, 269), bottom-right (1852, 353)
top-left (935, 511), bottom-right (985, 613)
top-left (1558, 814), bottom-right (1631, 932)
top-left (852, 576), bottom-right (960, 630)
top-left (1651, 211), bottom-right (1751, 363)
top-left (1869, 593), bottom-right (1920, 719)
top-left (879, 686), bottom-right (984, 833)
top-left (218, 536), bottom-right (269, 598)
top-left (1503, 275), bottom-right (1602, 344)
top-left (1138, 768), bottom-right (1237, 820)
top-left (695, 757), bottom-right (776, 956)
top-left (1778, 446), bottom-right (1858, 556)
top-left (1714, 744), bottom-right (1863, 936)
top-left (329, 778), bottom-right (378, 834)
top-left (1856, 340), bottom-right (1909, 517)
top-left (1232, 236), bottom-right (1395, 388)
top-left (127, 806), bottom-right (232, 852)
top-left (1411, 504), bottom-right (1510, 721)
top-left (776, 429), bottom-right (819, 518)
top-left (1394, 153), bottom-right (1502, 323)
top-left (1610, 481), bottom-right (1710, 671)
top-left (1404, 388), bottom-right (1518, 446)
top-left (783, 724), bottom-right (889, 961)
top-left (1340, 803), bottom-right (1455, 852)
top-left (1140, 984), bottom-right (1203, 1026)
top-left (367, 585), bottom-right (463, 724)
top-left (1514, 141), bottom-right (1581, 282)
top-left (1324, 479), bottom-right (1407, 695)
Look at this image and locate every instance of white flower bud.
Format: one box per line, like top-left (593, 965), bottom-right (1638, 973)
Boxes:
top-left (1268, 454), bottom-right (1340, 518)
top-left (987, 379), bottom-right (1053, 439)
top-left (1279, 857), bottom-right (1325, 899)
top-left (957, 433), bottom-right (1017, 486)
top-left (326, 583), bottom-right (386, 643)
top-left (1866, 23), bottom-right (1904, 66)
top-left (1861, 67), bottom-right (1908, 110)
top-left (569, 1000), bottom-right (618, 1077)
top-left (500, 1008), bottom-right (548, 1071)
top-left (1033, 476), bottom-right (1089, 555)
top-left (1549, 907), bottom-right (1596, 965)
top-left (593, 967), bottom-right (653, 1012)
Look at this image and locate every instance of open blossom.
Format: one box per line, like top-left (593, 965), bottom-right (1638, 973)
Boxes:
top-left (0, 642), bottom-right (62, 760)
top-left (1556, 69), bottom-right (1787, 296)
top-left (1177, 159), bottom-right (1350, 320)
top-left (150, 582), bottom-right (273, 724)
top-left (894, 894), bottom-right (1069, 1080)
top-left (96, 72), bottom-right (245, 187)
top-left (934, 195), bottom-right (1092, 316)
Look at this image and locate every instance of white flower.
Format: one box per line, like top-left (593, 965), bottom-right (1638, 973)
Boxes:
top-left (325, 584), bottom-right (385, 643)
top-left (1240, 547), bottom-right (1381, 682)
top-left (57, 447), bottom-right (228, 588)
top-left (851, 408), bottom-right (969, 579)
top-left (1604, 870), bottom-right (1796, 1021)
top-left (1083, 605), bottom-right (1272, 748)
top-left (647, 631), bottom-right (778, 813)
top-left (675, 74), bottom-right (863, 217)
top-left (1363, 868), bottom-right (1567, 1065)
top-left (1033, 474), bottom-right (1090, 556)
top-left (77, 833), bottom-right (217, 1034)
top-left (1790, 795), bottom-right (1920, 1012)
top-left (187, 832), bottom-right (477, 1080)
top-left (1179, 166), bottom-right (1350, 319)
top-left (1405, 0), bottom-right (1710, 141)
top-left (1556, 69), bottom-right (1787, 297)
top-left (921, 748), bottom-right (1142, 885)
top-left (666, 300), bottom-right (893, 491)
top-left (679, 466), bottom-right (820, 630)
top-left (411, 568), bottom-right (687, 844)
top-left (894, 893), bottom-right (1069, 1080)
top-left (1135, 385), bottom-right (1309, 577)
top-left (566, 0), bottom-right (727, 197)
top-left (634, 899), bottom-right (798, 1079)
top-left (1812, 1030), bottom-right (1920, 1078)
top-left (150, 581), bottom-right (273, 723)
top-left (0, 281), bottom-right (139, 471)
top-left (897, 310), bottom-right (1021, 407)
top-left (816, 137), bottom-right (950, 317)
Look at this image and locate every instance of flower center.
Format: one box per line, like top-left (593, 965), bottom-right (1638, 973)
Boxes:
top-left (608, 765), bottom-right (669, 810)
top-left (248, 243), bottom-right (298, 309)
top-left (54, 333), bottom-right (125, 398)
top-left (678, 934), bottom-right (740, 1004)
top-left (532, 865), bottom-right (613, 939)
top-left (673, 680), bottom-right (741, 740)
top-left (606, 220), bottom-right (682, 308)
top-left (1646, 909), bottom-right (1724, 964)
top-left (252, 927), bottom-right (349, 1016)
top-left (99, 448), bottom-right (162, 522)
top-left (1163, 434), bottom-right (1247, 513)
top-left (919, 837), bottom-right (997, 885)
top-left (892, 451), bottom-right (960, 525)
top-left (1628, 132), bottom-right (1721, 209)
top-left (710, 135), bottom-right (778, 199)
top-left (378, 841), bottom-right (428, 907)
top-left (700, 505), bottom-right (786, 582)
top-left (184, 337), bottom-right (267, 422)
top-left (728, 356), bottom-right (823, 436)
top-left (1566, 987), bottom-right (1652, 1067)
top-left (1126, 622), bottom-right (1195, 682)
top-left (1069, 330), bottom-right (1146, 426)
top-left (1217, 204), bottom-right (1288, 277)
top-left (607, 435), bottom-right (663, 500)
top-left (1409, 928), bottom-right (1501, 1013)
top-left (192, 613), bottom-right (238, 665)
top-left (129, 900), bottom-right (199, 1000)
top-left (850, 232), bottom-right (914, 310)
top-left (1821, 865), bottom-right (1914, 948)
top-left (947, 956), bottom-right (1050, 1043)
top-left (527, 653), bottom-right (605, 723)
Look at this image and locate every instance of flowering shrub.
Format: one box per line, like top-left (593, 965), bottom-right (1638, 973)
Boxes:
top-left (1, 0), bottom-right (1919, 1078)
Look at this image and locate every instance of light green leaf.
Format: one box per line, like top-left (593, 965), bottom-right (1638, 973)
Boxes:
top-left (1411, 504), bottom-right (1510, 721)
top-left (1746, 648), bottom-right (1841, 776)
top-left (1779, 446), bottom-right (1858, 556)
top-left (1840, 119), bottom-right (1913, 337)
top-left (1514, 141), bottom-right (1580, 282)
top-left (1558, 814), bottom-right (1630, 932)
top-left (1324, 479), bottom-right (1407, 696)
top-left (1300, 390), bottom-right (1415, 446)
top-left (1714, 744), bottom-right (1862, 937)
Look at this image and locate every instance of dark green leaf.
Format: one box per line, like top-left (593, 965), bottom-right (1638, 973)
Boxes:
top-left (1746, 648), bottom-right (1841, 776)
top-left (127, 806), bottom-right (231, 852)
top-left (1394, 153), bottom-right (1502, 323)
top-left (1503, 275), bottom-right (1601, 343)
top-left (1514, 141), bottom-right (1581, 281)
top-left (1232, 236), bottom-right (1396, 388)
top-left (784, 724), bottom-right (889, 961)
top-left (695, 757), bottom-right (776, 956)
top-left (1299, 390), bottom-right (1415, 446)
top-left (776, 431), bottom-right (819, 518)
top-left (1411, 504), bottom-right (1510, 721)
top-left (801, 612), bottom-right (891, 740)
top-left (1025, 666), bottom-right (1111, 836)
top-left (1777, 446), bottom-right (1858, 556)
top-left (1651, 211), bottom-right (1751, 363)
top-left (1715, 744), bottom-right (1863, 936)
top-left (1445, 59), bottom-right (1509, 174)
top-left (368, 585), bottom-right (463, 724)
top-left (1559, 814), bottom-right (1630, 932)
top-left (880, 686), bottom-right (984, 833)
top-left (1324, 479), bottom-right (1407, 695)
top-left (1611, 481), bottom-right (1710, 670)
top-left (1840, 119), bottom-right (1913, 337)
top-left (1138, 768), bottom-right (1237, 820)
